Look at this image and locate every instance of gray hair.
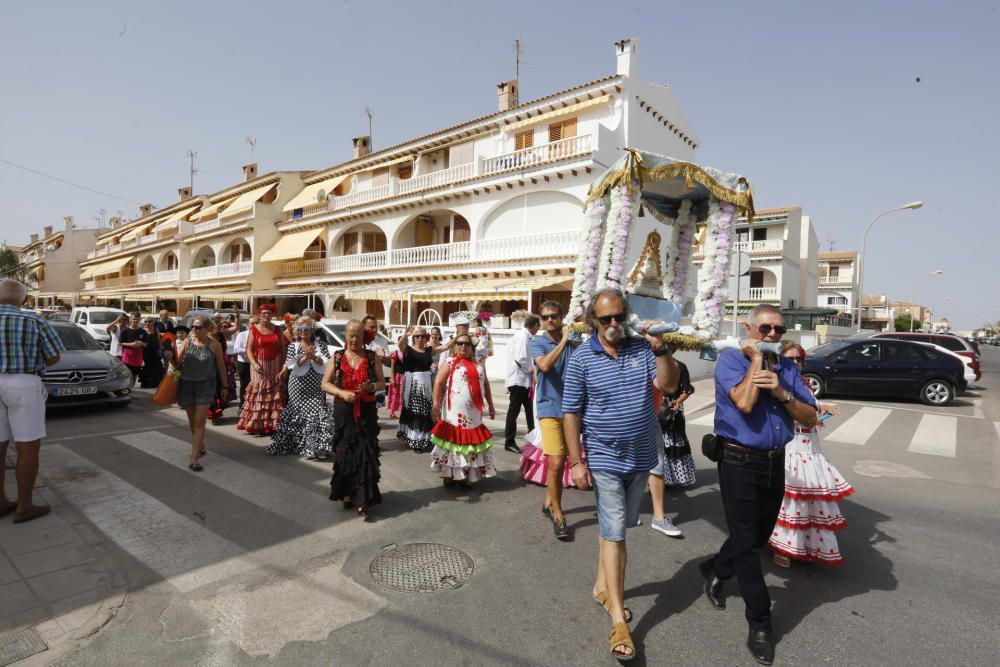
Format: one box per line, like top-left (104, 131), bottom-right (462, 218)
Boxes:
top-left (539, 300), bottom-right (564, 316)
top-left (745, 304), bottom-right (782, 324)
top-left (585, 288), bottom-right (629, 333)
top-left (0, 279), bottom-right (28, 306)
top-left (302, 308), bottom-right (318, 320)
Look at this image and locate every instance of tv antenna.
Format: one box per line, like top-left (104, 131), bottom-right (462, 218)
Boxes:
top-left (246, 135), bottom-right (256, 161)
top-left (825, 233), bottom-right (836, 252)
top-left (363, 107), bottom-right (374, 150)
top-left (186, 149), bottom-right (200, 190)
top-left (94, 208), bottom-right (107, 228)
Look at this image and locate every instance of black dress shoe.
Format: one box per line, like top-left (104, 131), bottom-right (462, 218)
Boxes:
top-left (698, 559), bottom-right (725, 610)
top-left (747, 630), bottom-right (775, 665)
top-left (552, 517), bottom-right (569, 540)
top-left (504, 443), bottom-right (522, 454)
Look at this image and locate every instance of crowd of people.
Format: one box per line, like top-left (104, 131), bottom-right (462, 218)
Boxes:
top-left (0, 278), bottom-right (855, 664)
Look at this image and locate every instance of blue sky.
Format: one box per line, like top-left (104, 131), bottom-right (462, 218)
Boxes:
top-left (2, 1), bottom-right (997, 329)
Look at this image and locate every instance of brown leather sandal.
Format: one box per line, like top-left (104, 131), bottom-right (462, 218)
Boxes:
top-left (594, 591), bottom-right (633, 623)
top-left (609, 622), bottom-right (635, 661)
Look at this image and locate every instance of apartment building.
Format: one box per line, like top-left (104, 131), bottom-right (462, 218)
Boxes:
top-left (16, 217), bottom-right (101, 306)
top-left (692, 206), bottom-right (819, 311)
top-left (890, 299), bottom-right (933, 330)
top-left (859, 293), bottom-right (894, 331)
top-left (817, 250), bottom-right (859, 315)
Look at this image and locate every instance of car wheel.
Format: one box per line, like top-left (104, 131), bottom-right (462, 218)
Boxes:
top-left (803, 374), bottom-right (824, 398)
top-left (920, 380), bottom-right (953, 406)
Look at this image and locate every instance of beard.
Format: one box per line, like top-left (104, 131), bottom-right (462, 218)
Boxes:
top-left (603, 325), bottom-right (625, 343)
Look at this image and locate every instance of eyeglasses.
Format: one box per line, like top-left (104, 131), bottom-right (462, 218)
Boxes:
top-left (754, 324), bottom-right (787, 335)
top-left (540, 313), bottom-right (561, 321)
top-left (413, 335), bottom-right (428, 340)
top-left (191, 324), bottom-right (205, 330)
top-left (297, 326), bottom-right (312, 332)
top-left (596, 312), bottom-right (628, 326)
top-left (454, 341), bottom-right (473, 347)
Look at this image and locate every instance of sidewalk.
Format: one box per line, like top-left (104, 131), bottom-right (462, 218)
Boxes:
top-left (0, 456), bottom-right (127, 666)
top-left (684, 376), bottom-right (716, 415)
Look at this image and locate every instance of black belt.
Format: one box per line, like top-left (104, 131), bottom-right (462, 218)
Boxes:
top-left (718, 437), bottom-right (784, 460)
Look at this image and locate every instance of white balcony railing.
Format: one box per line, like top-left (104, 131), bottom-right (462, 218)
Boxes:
top-left (324, 251), bottom-right (389, 274)
top-left (220, 210), bottom-right (253, 225)
top-left (745, 287), bottom-right (779, 300)
top-left (333, 184), bottom-right (391, 210)
top-left (397, 163), bottom-right (475, 196)
top-left (732, 239), bottom-right (784, 255)
top-left (390, 242), bottom-right (471, 266)
top-left (819, 275), bottom-right (852, 285)
top-left (191, 219), bottom-right (222, 234)
top-left (475, 230), bottom-right (579, 261)
top-left (137, 269), bottom-right (179, 284)
top-left (480, 134), bottom-right (592, 175)
top-left (189, 261), bottom-right (253, 281)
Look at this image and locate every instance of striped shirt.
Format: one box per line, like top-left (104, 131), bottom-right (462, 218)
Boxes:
top-left (0, 305), bottom-right (64, 375)
top-left (562, 335), bottom-right (660, 474)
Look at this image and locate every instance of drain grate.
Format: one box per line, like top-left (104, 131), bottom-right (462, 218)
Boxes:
top-left (0, 628), bottom-right (48, 666)
top-left (370, 543), bottom-right (474, 593)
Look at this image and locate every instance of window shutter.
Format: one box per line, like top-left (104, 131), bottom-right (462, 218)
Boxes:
top-left (548, 123), bottom-right (562, 143)
top-left (343, 232), bottom-right (358, 254)
top-left (515, 130), bottom-right (533, 151)
top-left (561, 117), bottom-right (577, 138)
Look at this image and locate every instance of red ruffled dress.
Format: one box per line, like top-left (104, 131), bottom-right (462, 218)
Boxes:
top-left (769, 425), bottom-right (855, 565)
top-left (236, 325), bottom-right (287, 435)
top-left (430, 358), bottom-right (496, 483)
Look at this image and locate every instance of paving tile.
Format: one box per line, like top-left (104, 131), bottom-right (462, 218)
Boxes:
top-left (0, 554), bottom-right (18, 586)
top-left (0, 581), bottom-right (40, 618)
top-left (12, 544), bottom-right (92, 580)
top-left (24, 562), bottom-right (108, 605)
top-left (46, 587), bottom-right (107, 618)
top-left (0, 516), bottom-right (78, 556)
top-left (0, 606), bottom-right (48, 635)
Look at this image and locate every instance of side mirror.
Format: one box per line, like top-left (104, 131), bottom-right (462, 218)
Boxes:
top-left (835, 355), bottom-right (849, 364)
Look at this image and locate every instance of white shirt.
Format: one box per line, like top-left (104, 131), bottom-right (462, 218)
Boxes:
top-left (505, 328), bottom-right (534, 388)
top-left (233, 330), bottom-right (250, 363)
top-left (285, 341), bottom-right (330, 376)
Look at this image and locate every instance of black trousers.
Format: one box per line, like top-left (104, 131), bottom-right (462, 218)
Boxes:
top-left (504, 385), bottom-right (535, 445)
top-left (236, 360), bottom-right (251, 406)
top-left (711, 448), bottom-right (785, 633)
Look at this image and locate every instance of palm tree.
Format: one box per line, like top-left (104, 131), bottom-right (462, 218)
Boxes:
top-left (0, 247), bottom-right (36, 287)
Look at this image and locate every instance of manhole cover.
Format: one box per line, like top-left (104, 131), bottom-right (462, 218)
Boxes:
top-left (370, 543), bottom-right (474, 593)
top-left (0, 628), bottom-right (48, 666)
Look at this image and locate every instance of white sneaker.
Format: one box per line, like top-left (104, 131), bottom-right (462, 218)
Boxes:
top-left (650, 517), bottom-right (683, 537)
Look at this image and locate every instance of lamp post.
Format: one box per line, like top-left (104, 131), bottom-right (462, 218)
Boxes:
top-left (911, 269), bottom-right (944, 332)
top-left (855, 201), bottom-right (923, 331)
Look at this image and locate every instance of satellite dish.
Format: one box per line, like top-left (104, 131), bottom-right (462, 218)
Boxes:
top-left (316, 189), bottom-right (327, 202)
top-left (731, 251), bottom-right (751, 277)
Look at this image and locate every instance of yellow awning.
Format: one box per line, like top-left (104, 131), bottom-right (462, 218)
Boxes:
top-left (505, 94), bottom-right (613, 132)
top-left (259, 227), bottom-right (324, 263)
top-left (410, 274), bottom-right (570, 301)
top-left (152, 203), bottom-right (201, 232)
top-left (191, 196), bottom-right (237, 222)
top-left (85, 256), bottom-right (133, 278)
top-left (117, 225), bottom-right (147, 242)
top-left (282, 176), bottom-right (348, 213)
top-left (219, 183), bottom-right (278, 220)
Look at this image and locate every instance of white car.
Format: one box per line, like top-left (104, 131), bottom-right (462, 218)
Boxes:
top-left (70, 307), bottom-right (127, 350)
top-left (314, 319), bottom-right (394, 353)
top-left (915, 341), bottom-right (975, 387)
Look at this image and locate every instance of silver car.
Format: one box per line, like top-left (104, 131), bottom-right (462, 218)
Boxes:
top-left (43, 323), bottom-right (133, 408)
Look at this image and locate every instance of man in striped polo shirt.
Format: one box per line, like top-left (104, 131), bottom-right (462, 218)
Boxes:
top-left (562, 288), bottom-right (679, 660)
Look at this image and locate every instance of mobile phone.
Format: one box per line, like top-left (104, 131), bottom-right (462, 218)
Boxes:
top-left (819, 413), bottom-right (834, 421)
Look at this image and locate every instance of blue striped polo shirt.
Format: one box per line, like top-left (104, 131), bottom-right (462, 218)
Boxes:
top-left (562, 335), bottom-right (660, 474)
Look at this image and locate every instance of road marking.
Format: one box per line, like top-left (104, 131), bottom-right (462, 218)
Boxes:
top-left (41, 446), bottom-right (257, 593)
top-left (830, 400), bottom-right (980, 420)
top-left (47, 427), bottom-right (160, 442)
top-left (825, 407), bottom-right (892, 445)
top-left (973, 398), bottom-right (984, 420)
top-left (908, 414), bottom-right (957, 457)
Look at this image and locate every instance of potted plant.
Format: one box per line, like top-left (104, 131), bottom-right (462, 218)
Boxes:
top-left (448, 310), bottom-right (476, 327)
top-left (510, 309), bottom-right (530, 330)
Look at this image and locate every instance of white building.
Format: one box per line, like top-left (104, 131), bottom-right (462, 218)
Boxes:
top-left (693, 206), bottom-right (819, 311)
top-left (817, 250), bottom-right (859, 315)
top-left (16, 217), bottom-right (101, 306)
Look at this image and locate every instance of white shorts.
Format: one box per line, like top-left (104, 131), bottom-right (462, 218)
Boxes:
top-left (0, 374), bottom-right (48, 442)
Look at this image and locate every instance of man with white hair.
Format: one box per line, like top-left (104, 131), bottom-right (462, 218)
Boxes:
top-left (0, 279), bottom-right (64, 524)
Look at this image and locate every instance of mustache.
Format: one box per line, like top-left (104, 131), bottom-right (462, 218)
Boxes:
top-left (602, 325), bottom-right (624, 342)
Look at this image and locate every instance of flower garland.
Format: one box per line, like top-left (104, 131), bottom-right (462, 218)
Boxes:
top-left (601, 182), bottom-right (639, 291)
top-left (567, 194), bottom-right (608, 322)
top-left (662, 199), bottom-right (695, 304)
top-left (691, 201), bottom-right (736, 338)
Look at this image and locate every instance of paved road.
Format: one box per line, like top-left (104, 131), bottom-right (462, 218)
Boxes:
top-left (10, 349), bottom-right (1000, 665)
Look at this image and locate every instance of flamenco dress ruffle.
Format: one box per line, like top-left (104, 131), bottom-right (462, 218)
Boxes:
top-left (430, 421), bottom-right (497, 483)
top-left (519, 428), bottom-right (578, 488)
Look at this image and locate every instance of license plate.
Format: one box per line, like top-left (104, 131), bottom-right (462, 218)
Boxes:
top-left (54, 386), bottom-right (98, 397)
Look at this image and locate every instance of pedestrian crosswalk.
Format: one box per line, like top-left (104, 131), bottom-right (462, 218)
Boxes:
top-left (825, 407), bottom-right (892, 445)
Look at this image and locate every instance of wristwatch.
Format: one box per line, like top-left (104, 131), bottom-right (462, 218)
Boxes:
top-left (652, 347), bottom-right (672, 357)
top-left (779, 390), bottom-right (794, 404)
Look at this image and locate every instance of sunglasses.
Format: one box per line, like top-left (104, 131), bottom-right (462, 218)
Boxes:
top-left (540, 314), bottom-right (561, 321)
top-left (191, 324), bottom-right (205, 330)
top-left (412, 335), bottom-right (428, 340)
top-left (297, 326), bottom-right (312, 331)
top-left (753, 324), bottom-right (787, 335)
top-left (596, 312), bottom-right (628, 326)
top-left (454, 341), bottom-right (473, 347)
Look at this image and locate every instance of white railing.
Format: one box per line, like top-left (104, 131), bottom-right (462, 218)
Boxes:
top-left (398, 163), bottom-right (475, 195)
top-left (390, 242), bottom-right (471, 266)
top-left (220, 210), bottom-right (253, 225)
top-left (83, 280), bottom-right (95, 290)
top-left (475, 230), bottom-right (580, 261)
top-left (139, 233), bottom-right (158, 245)
top-left (189, 261), bottom-right (253, 281)
top-left (324, 251), bottom-right (389, 273)
top-left (333, 184), bottom-right (391, 210)
top-left (137, 269), bottom-right (179, 284)
top-left (480, 134), bottom-right (593, 175)
top-left (92, 275), bottom-right (138, 289)
top-left (732, 240), bottom-right (783, 255)
top-left (745, 287), bottom-right (779, 300)
top-left (192, 219), bottom-right (222, 234)
top-left (819, 275), bottom-right (852, 285)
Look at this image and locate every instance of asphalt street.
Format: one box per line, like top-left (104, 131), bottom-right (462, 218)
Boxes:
top-left (9, 348), bottom-right (1000, 665)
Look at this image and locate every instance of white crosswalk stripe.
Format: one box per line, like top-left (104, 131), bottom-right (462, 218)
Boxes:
top-left (908, 414), bottom-right (958, 457)
top-left (824, 407), bottom-right (892, 446)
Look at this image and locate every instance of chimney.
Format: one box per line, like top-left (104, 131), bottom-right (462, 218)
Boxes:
top-left (178, 186), bottom-right (193, 201)
top-left (43, 225), bottom-right (54, 238)
top-left (615, 37), bottom-right (639, 78)
top-left (497, 79), bottom-right (518, 112)
top-left (242, 163), bottom-right (258, 182)
top-left (30, 234), bottom-right (39, 244)
top-left (139, 203), bottom-right (154, 217)
top-left (64, 215), bottom-right (74, 230)
top-left (109, 216), bottom-right (121, 228)
top-left (352, 136), bottom-right (370, 159)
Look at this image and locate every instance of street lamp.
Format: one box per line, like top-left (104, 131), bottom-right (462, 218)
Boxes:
top-left (855, 201), bottom-right (923, 331)
top-left (911, 269), bottom-right (944, 332)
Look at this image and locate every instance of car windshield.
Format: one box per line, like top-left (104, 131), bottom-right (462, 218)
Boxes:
top-left (56, 327), bottom-right (103, 351)
top-left (48, 313), bottom-right (70, 322)
top-left (88, 311), bottom-right (121, 325)
top-left (808, 341), bottom-right (851, 358)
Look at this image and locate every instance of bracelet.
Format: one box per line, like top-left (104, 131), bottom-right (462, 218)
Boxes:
top-left (652, 347), bottom-right (672, 357)
top-left (570, 461), bottom-right (583, 468)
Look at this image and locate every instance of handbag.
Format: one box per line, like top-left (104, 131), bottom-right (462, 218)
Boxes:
top-left (701, 433), bottom-right (721, 462)
top-left (152, 372), bottom-right (179, 406)
top-left (121, 346), bottom-right (143, 367)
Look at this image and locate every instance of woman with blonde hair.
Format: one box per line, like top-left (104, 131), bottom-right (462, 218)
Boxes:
top-left (396, 324), bottom-right (435, 452)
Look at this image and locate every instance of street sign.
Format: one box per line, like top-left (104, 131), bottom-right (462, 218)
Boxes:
top-left (731, 251), bottom-right (751, 277)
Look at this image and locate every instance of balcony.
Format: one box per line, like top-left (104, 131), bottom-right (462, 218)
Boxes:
top-left (397, 163), bottom-right (475, 196)
top-left (189, 261), bottom-right (253, 281)
top-left (333, 184), bottom-right (391, 210)
top-left (278, 230), bottom-right (579, 278)
top-left (192, 219), bottom-right (222, 234)
top-left (819, 275), bottom-right (853, 286)
top-left (88, 275), bottom-right (138, 290)
top-left (727, 286), bottom-right (779, 301)
top-left (480, 134), bottom-right (592, 175)
top-left (137, 269), bottom-right (180, 284)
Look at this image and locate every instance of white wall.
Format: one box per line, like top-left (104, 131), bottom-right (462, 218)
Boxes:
top-left (479, 191), bottom-right (584, 240)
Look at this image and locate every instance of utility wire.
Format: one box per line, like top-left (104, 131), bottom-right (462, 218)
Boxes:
top-left (0, 158), bottom-right (141, 204)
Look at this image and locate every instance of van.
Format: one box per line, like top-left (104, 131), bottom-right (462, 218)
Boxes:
top-left (70, 307), bottom-right (127, 349)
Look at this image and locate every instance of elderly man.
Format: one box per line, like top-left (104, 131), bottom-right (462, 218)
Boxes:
top-left (563, 288), bottom-right (678, 661)
top-left (154, 309), bottom-right (175, 335)
top-left (0, 280), bottom-right (64, 524)
top-left (504, 314), bottom-right (540, 454)
top-left (701, 304), bottom-right (819, 665)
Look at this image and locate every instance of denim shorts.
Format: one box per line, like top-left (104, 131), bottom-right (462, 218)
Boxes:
top-left (591, 469), bottom-right (650, 542)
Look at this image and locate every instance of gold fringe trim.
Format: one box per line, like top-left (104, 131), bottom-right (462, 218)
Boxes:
top-left (567, 322), bottom-right (707, 352)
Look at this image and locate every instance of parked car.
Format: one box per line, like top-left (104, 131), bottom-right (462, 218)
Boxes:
top-left (802, 338), bottom-right (966, 406)
top-left (917, 342), bottom-right (977, 385)
top-left (70, 307), bottom-right (127, 350)
top-left (867, 332), bottom-right (981, 381)
top-left (315, 319), bottom-right (393, 353)
top-left (43, 323), bottom-right (133, 408)
top-left (179, 308), bottom-right (249, 331)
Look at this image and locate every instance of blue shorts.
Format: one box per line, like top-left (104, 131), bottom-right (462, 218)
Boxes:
top-left (591, 469), bottom-right (650, 542)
